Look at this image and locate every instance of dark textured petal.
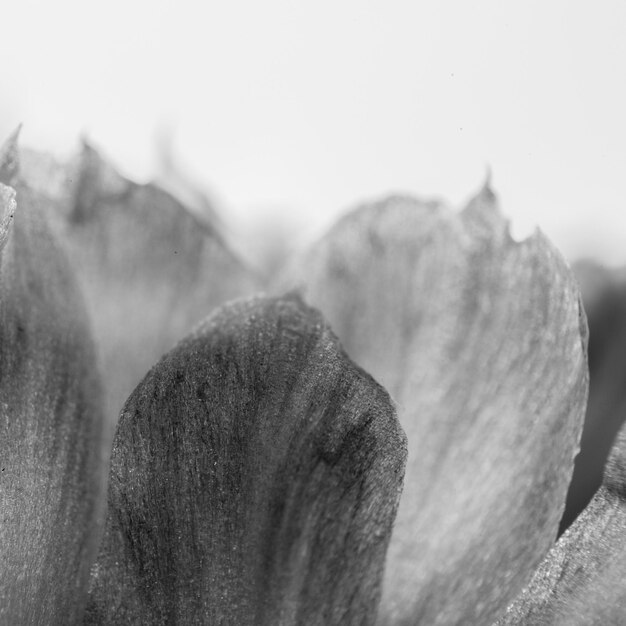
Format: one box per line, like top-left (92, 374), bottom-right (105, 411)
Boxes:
top-left (498, 424), bottom-right (626, 625)
top-left (281, 187), bottom-right (589, 625)
top-left (560, 260), bottom-right (626, 531)
top-left (17, 141), bottom-right (260, 434)
top-left (0, 178), bottom-right (106, 622)
top-left (85, 295), bottom-right (406, 625)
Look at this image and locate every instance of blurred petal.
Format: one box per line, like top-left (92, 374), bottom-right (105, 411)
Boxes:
top-left (17, 141), bottom-right (260, 432)
top-left (281, 187), bottom-right (589, 625)
top-left (19, 145), bottom-right (76, 208)
top-left (0, 176), bottom-right (106, 620)
top-left (0, 125), bottom-right (21, 184)
top-left (85, 295), bottom-right (406, 625)
top-left (499, 423), bottom-right (626, 625)
top-left (153, 125), bottom-right (225, 231)
top-left (560, 260), bottom-right (626, 531)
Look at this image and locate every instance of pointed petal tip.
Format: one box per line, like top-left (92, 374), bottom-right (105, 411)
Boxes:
top-left (480, 163), bottom-right (495, 198)
top-left (461, 174), bottom-right (505, 233)
top-left (77, 137), bottom-right (103, 172)
top-left (484, 162), bottom-right (493, 186)
top-left (71, 139), bottom-right (132, 225)
top-left (478, 164), bottom-right (497, 199)
top-left (77, 136), bottom-right (106, 179)
top-left (603, 425), bottom-right (626, 498)
top-left (79, 132), bottom-right (94, 151)
top-left (0, 125), bottom-right (23, 185)
top-left (462, 175), bottom-right (544, 246)
top-left (6, 123), bottom-right (23, 143)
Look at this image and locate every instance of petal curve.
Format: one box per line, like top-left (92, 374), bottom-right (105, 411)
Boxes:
top-left (281, 187), bottom-right (589, 625)
top-left (560, 260), bottom-right (626, 531)
top-left (86, 295), bottom-right (406, 625)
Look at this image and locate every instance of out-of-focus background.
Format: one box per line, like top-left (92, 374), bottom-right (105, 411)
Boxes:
top-left (1, 0), bottom-right (625, 265)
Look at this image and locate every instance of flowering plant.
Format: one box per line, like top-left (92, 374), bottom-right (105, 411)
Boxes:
top-left (0, 128), bottom-right (620, 625)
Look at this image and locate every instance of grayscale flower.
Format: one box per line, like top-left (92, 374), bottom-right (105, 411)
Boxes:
top-left (0, 128), bottom-right (620, 626)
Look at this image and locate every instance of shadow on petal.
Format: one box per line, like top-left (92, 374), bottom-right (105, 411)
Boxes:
top-left (499, 422), bottom-right (626, 625)
top-left (560, 260), bottom-right (626, 532)
top-left (280, 186), bottom-right (589, 625)
top-left (0, 175), bottom-right (106, 621)
top-left (86, 295), bottom-right (406, 625)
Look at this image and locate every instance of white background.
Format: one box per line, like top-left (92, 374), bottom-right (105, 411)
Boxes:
top-left (1, 1), bottom-right (625, 265)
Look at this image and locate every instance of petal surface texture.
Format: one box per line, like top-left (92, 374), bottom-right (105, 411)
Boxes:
top-left (282, 189), bottom-right (589, 625)
top-left (20, 142), bottom-right (259, 431)
top-left (499, 423), bottom-right (626, 625)
top-left (0, 177), bottom-right (106, 620)
top-left (85, 295), bottom-right (407, 625)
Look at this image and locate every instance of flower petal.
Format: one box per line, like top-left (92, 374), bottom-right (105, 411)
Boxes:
top-left (17, 141), bottom-right (260, 432)
top-left (0, 125), bottom-right (21, 185)
top-left (498, 424), bottom-right (626, 625)
top-left (85, 295), bottom-right (406, 624)
top-left (560, 260), bottom-right (626, 531)
top-left (0, 179), bottom-right (106, 621)
top-left (281, 188), bottom-right (589, 625)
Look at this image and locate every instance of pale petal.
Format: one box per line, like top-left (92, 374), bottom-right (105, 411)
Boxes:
top-left (281, 187), bottom-right (589, 625)
top-left (16, 141), bottom-right (260, 434)
top-left (0, 125), bottom-right (21, 184)
top-left (498, 424), bottom-right (626, 625)
top-left (85, 295), bottom-right (406, 624)
top-left (0, 178), bottom-right (106, 622)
